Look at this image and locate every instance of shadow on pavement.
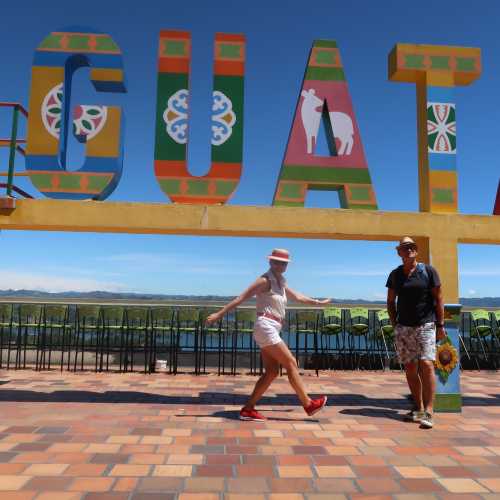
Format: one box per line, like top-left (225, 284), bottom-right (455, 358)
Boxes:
top-left (0, 389), bottom-right (497, 408)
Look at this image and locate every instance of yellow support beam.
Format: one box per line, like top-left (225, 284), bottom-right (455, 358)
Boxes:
top-left (1, 199), bottom-right (499, 302)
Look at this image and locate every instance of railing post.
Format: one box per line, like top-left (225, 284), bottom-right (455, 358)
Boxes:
top-left (6, 104), bottom-right (20, 197)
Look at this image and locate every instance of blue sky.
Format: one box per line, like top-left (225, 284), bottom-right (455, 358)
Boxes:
top-left (0, 0), bottom-right (499, 299)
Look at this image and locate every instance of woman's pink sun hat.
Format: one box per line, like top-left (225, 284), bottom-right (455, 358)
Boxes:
top-left (268, 248), bottom-right (291, 262)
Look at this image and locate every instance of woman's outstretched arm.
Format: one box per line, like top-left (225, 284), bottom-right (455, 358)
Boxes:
top-left (205, 277), bottom-right (269, 325)
top-left (286, 287), bottom-right (331, 306)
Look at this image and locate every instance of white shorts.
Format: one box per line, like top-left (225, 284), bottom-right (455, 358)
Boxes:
top-left (253, 316), bottom-right (283, 348)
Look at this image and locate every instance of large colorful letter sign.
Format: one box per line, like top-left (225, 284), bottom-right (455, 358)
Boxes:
top-left (273, 40), bottom-right (377, 209)
top-left (26, 28), bottom-right (126, 200)
top-left (389, 44), bottom-right (481, 214)
top-left (154, 31), bottom-right (245, 204)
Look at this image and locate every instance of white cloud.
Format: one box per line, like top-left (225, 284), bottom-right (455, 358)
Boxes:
top-left (0, 269), bottom-right (127, 293)
top-left (468, 289), bottom-right (477, 295)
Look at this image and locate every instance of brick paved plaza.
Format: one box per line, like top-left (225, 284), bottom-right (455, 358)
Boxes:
top-left (0, 369), bottom-right (499, 499)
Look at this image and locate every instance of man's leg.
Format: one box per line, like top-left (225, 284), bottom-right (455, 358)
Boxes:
top-left (261, 341), bottom-right (312, 408)
top-left (419, 359), bottom-right (435, 413)
top-left (418, 324), bottom-right (437, 414)
top-left (395, 325), bottom-right (423, 411)
top-left (244, 348), bottom-right (280, 410)
top-left (405, 361), bottom-right (424, 411)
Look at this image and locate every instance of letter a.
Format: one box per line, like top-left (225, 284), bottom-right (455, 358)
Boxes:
top-left (273, 40), bottom-right (377, 209)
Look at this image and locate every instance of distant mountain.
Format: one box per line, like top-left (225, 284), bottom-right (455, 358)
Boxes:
top-left (0, 289), bottom-right (235, 302)
top-left (0, 289), bottom-right (499, 307)
top-left (460, 297), bottom-right (500, 308)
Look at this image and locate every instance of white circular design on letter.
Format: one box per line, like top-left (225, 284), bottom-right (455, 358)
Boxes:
top-left (163, 89), bottom-right (189, 144)
top-left (163, 89), bottom-right (236, 146)
top-left (41, 83), bottom-right (108, 142)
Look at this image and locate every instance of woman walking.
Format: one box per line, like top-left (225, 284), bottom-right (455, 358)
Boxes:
top-left (206, 248), bottom-right (330, 421)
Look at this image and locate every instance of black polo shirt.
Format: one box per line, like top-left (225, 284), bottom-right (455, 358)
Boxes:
top-left (386, 263), bottom-right (441, 327)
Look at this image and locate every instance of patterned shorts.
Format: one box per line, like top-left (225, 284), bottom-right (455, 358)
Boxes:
top-left (394, 322), bottom-right (436, 365)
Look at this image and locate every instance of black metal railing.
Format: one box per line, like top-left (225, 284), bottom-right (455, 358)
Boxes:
top-left (0, 302), bottom-right (498, 374)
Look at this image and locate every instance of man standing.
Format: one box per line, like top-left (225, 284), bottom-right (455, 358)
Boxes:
top-left (386, 237), bottom-right (446, 429)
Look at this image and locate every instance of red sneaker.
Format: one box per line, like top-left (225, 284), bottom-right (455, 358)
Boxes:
top-left (304, 395), bottom-right (328, 416)
top-left (239, 407), bottom-right (266, 422)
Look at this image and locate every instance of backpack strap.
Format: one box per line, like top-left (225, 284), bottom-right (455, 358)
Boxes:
top-left (417, 262), bottom-right (429, 283)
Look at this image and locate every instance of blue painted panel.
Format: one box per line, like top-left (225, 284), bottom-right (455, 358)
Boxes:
top-left (427, 86), bottom-right (454, 103)
top-left (428, 152), bottom-right (457, 171)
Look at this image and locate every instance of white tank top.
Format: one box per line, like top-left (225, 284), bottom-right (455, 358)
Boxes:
top-left (256, 269), bottom-right (287, 320)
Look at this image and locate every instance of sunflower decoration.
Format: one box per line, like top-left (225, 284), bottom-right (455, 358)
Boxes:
top-left (435, 336), bottom-right (459, 382)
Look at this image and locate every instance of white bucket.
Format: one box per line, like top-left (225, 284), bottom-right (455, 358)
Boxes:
top-left (155, 359), bottom-right (168, 372)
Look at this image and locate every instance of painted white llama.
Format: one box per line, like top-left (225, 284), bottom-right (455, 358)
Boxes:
top-left (300, 89), bottom-right (354, 155)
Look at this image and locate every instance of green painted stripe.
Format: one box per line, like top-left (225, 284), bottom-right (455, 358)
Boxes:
top-left (432, 188), bottom-right (454, 203)
top-left (273, 200), bottom-right (304, 207)
top-left (215, 180), bottom-right (238, 196)
top-left (88, 175), bottom-right (112, 191)
top-left (219, 44), bottom-right (241, 59)
top-left (434, 393), bottom-right (461, 412)
top-left (187, 180), bottom-right (209, 195)
top-left (58, 175), bottom-right (83, 190)
top-left (279, 183), bottom-right (303, 199)
top-left (404, 54), bottom-right (425, 69)
top-left (154, 73), bottom-right (189, 161)
top-left (67, 35), bottom-right (90, 50)
top-left (159, 179), bottom-right (181, 194)
top-left (29, 174), bottom-right (52, 189)
top-left (313, 40), bottom-right (337, 48)
top-left (427, 104), bottom-right (437, 122)
top-left (95, 37), bottom-right (119, 52)
top-left (306, 67), bottom-right (345, 81)
top-left (212, 75), bottom-right (244, 164)
top-left (39, 34), bottom-right (63, 49)
top-left (428, 132), bottom-right (437, 150)
top-left (164, 40), bottom-right (188, 56)
top-left (349, 186), bottom-right (371, 201)
top-left (315, 50), bottom-right (336, 65)
top-left (456, 57), bottom-right (475, 71)
top-left (448, 133), bottom-right (456, 151)
top-left (280, 165), bottom-right (373, 184)
top-left (430, 56), bottom-right (450, 70)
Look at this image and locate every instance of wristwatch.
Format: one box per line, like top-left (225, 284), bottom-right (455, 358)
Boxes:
top-left (435, 322), bottom-right (444, 328)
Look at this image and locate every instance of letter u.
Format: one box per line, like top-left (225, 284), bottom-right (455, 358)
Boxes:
top-left (154, 31), bottom-right (245, 204)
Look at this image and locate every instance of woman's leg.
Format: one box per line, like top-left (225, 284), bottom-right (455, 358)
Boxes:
top-left (244, 348), bottom-right (280, 410)
top-left (261, 341), bottom-right (312, 408)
